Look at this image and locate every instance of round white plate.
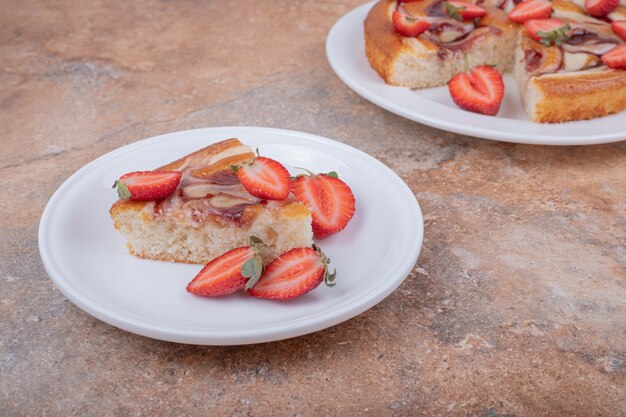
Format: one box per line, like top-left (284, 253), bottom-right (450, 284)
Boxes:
top-left (326, 1), bottom-right (626, 146)
top-left (38, 127), bottom-right (423, 345)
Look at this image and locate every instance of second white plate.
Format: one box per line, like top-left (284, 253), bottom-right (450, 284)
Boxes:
top-left (38, 127), bottom-right (423, 345)
top-left (326, 1), bottom-right (626, 146)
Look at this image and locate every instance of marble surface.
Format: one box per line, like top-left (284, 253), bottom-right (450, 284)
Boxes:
top-left (1, 0), bottom-right (625, 415)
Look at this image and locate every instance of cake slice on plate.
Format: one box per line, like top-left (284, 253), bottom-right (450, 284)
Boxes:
top-left (364, 0), bottom-right (518, 88)
top-left (513, 13), bottom-right (626, 122)
top-left (110, 138), bottom-right (313, 264)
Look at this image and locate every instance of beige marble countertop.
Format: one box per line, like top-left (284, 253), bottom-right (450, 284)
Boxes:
top-left (1, 0), bottom-right (625, 415)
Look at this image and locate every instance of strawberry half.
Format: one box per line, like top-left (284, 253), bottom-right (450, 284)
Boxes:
top-left (443, 1), bottom-right (487, 20)
top-left (291, 170), bottom-right (356, 239)
top-left (524, 18), bottom-right (571, 46)
top-left (508, 0), bottom-right (552, 23)
top-left (585, 0), bottom-right (619, 17)
top-left (611, 21), bottom-right (626, 41)
top-left (186, 237), bottom-right (265, 297)
top-left (601, 43), bottom-right (626, 69)
top-left (247, 246), bottom-right (336, 300)
top-left (448, 65), bottom-right (505, 116)
top-left (113, 171), bottom-right (182, 201)
top-left (234, 156), bottom-right (290, 200)
top-left (392, 10), bottom-right (431, 36)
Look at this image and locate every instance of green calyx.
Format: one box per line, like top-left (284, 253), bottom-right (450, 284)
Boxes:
top-left (230, 155), bottom-right (256, 174)
top-left (243, 236), bottom-right (266, 290)
top-left (291, 167), bottom-right (339, 180)
top-left (537, 24), bottom-right (571, 46)
top-left (112, 180), bottom-right (131, 199)
top-left (313, 244), bottom-right (337, 288)
top-left (443, 2), bottom-right (464, 21)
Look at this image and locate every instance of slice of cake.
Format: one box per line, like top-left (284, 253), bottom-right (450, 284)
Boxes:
top-left (110, 138), bottom-right (313, 264)
top-left (364, 0), bottom-right (518, 88)
top-left (513, 14), bottom-right (626, 122)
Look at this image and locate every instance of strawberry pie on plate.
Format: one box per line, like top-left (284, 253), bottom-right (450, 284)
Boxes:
top-left (326, 0), bottom-right (626, 145)
top-left (38, 127), bottom-right (423, 345)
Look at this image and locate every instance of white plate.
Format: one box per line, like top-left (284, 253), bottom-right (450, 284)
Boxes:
top-left (38, 127), bottom-right (423, 345)
top-left (326, 1), bottom-right (626, 146)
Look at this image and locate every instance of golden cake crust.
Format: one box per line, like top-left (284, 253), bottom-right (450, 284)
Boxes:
top-left (529, 69), bottom-right (626, 123)
top-left (364, 0), bottom-right (407, 85)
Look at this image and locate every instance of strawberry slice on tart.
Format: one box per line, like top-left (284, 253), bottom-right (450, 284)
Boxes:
top-left (247, 245), bottom-right (336, 300)
top-left (443, 1), bottom-right (487, 20)
top-left (601, 43), bottom-right (626, 69)
top-left (611, 21), bottom-right (626, 41)
top-left (113, 171), bottom-right (182, 201)
top-left (290, 170), bottom-right (356, 239)
top-left (524, 18), bottom-right (571, 46)
top-left (508, 0), bottom-right (553, 23)
top-left (392, 9), bottom-right (431, 36)
top-left (233, 156), bottom-right (291, 200)
top-left (584, 0), bottom-right (619, 17)
top-left (448, 64), bottom-right (505, 116)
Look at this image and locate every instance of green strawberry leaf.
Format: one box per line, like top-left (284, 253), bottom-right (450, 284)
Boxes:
top-left (324, 268), bottom-right (337, 288)
top-left (243, 256), bottom-right (263, 290)
top-left (249, 236), bottom-right (263, 245)
top-left (113, 180), bottom-right (131, 199)
top-left (443, 2), bottom-right (464, 21)
top-left (536, 24), bottom-right (571, 46)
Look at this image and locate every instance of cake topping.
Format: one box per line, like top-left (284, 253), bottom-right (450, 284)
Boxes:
top-left (601, 43), bottom-right (626, 68)
top-left (561, 24), bottom-right (622, 55)
top-left (508, 0), bottom-right (553, 23)
top-left (610, 21), bottom-right (626, 40)
top-left (392, 8), bottom-right (432, 36)
top-left (584, 0), bottom-right (619, 17)
top-left (232, 156), bottom-right (291, 200)
top-left (525, 18), bottom-right (571, 45)
top-left (443, 1), bottom-right (487, 20)
top-left (562, 51), bottom-right (601, 71)
top-left (113, 171), bottom-right (182, 201)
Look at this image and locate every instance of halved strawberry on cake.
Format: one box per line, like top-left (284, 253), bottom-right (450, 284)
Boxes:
top-left (364, 0), bottom-right (518, 88)
top-left (110, 138), bottom-right (313, 264)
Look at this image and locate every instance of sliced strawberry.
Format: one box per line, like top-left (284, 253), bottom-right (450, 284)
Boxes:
top-left (524, 18), bottom-right (571, 46)
top-left (601, 43), bottom-right (626, 69)
top-left (448, 65), bottom-right (505, 116)
top-left (247, 246), bottom-right (336, 300)
top-left (234, 157), bottom-right (290, 200)
top-left (611, 21), bottom-right (626, 41)
top-left (113, 171), bottom-right (182, 201)
top-left (392, 10), bottom-right (431, 36)
top-left (444, 1), bottom-right (487, 20)
top-left (186, 237), bottom-right (265, 297)
top-left (291, 171), bottom-right (356, 239)
top-left (508, 0), bottom-right (552, 23)
top-left (585, 0), bottom-right (619, 17)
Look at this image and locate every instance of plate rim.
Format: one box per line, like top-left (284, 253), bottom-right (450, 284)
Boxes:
top-left (38, 126), bottom-right (424, 345)
top-left (325, 1), bottom-right (626, 146)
